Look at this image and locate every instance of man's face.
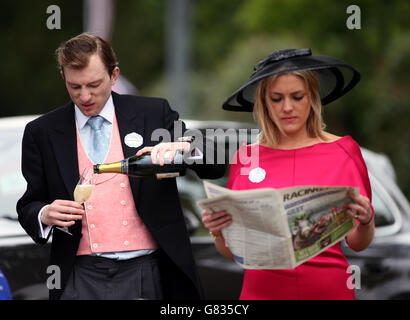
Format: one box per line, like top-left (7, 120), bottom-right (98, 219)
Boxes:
top-left (63, 54), bottom-right (119, 117)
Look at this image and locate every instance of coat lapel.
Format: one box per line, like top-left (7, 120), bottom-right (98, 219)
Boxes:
top-left (48, 102), bottom-right (79, 200)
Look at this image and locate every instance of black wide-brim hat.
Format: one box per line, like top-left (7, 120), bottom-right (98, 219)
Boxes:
top-left (222, 48), bottom-right (360, 112)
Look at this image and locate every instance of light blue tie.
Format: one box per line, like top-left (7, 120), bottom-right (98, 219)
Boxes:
top-left (87, 115), bottom-right (109, 164)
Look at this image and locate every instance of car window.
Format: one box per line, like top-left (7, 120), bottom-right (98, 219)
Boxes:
top-left (0, 130), bottom-right (25, 219)
top-left (371, 184), bottom-right (396, 228)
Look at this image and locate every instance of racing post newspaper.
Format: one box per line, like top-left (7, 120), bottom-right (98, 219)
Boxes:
top-left (197, 181), bottom-right (358, 269)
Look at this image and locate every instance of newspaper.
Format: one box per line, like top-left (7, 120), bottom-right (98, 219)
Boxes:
top-left (197, 181), bottom-right (358, 269)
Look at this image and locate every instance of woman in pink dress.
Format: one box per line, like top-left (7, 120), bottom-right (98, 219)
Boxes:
top-left (202, 49), bottom-right (375, 300)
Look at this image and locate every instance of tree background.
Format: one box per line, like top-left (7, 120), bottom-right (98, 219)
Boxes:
top-left (1, 0), bottom-right (409, 197)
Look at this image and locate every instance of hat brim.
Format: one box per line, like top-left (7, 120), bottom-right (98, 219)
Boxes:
top-left (222, 55), bottom-right (360, 112)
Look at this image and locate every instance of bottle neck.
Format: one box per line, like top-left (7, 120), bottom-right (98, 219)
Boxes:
top-left (94, 161), bottom-right (125, 174)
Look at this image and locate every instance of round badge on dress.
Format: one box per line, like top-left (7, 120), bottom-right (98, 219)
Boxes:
top-left (248, 167), bottom-right (266, 183)
top-left (124, 132), bottom-right (143, 148)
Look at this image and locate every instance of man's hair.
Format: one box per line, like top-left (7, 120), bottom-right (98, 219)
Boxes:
top-left (253, 70), bottom-right (326, 147)
top-left (55, 32), bottom-right (118, 76)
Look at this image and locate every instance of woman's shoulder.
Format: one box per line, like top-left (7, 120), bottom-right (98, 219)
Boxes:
top-left (320, 132), bottom-right (359, 152)
top-left (329, 134), bottom-right (360, 152)
top-left (321, 132), bottom-right (342, 142)
top-left (327, 134), bottom-right (367, 173)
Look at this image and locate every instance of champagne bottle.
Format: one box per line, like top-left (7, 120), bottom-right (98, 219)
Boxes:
top-left (93, 151), bottom-right (186, 179)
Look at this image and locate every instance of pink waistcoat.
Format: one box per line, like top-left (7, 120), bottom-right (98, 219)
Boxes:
top-left (76, 113), bottom-right (158, 255)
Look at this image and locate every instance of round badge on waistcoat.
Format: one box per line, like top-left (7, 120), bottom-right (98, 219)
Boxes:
top-left (124, 132), bottom-right (143, 148)
top-left (248, 167), bottom-right (266, 183)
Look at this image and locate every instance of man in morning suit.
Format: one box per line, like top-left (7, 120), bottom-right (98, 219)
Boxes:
top-left (16, 33), bottom-right (225, 300)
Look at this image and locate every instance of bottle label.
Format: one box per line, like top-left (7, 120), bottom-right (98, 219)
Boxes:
top-left (156, 172), bottom-right (180, 179)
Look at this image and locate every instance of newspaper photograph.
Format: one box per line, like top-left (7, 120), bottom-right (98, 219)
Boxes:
top-left (197, 181), bottom-right (358, 269)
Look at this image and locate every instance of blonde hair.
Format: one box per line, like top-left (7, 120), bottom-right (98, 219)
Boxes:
top-left (253, 70), bottom-right (326, 147)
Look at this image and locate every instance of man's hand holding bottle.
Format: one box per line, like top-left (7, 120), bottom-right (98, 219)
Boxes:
top-left (136, 142), bottom-right (191, 166)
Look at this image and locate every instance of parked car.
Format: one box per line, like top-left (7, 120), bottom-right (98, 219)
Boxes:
top-left (1, 115), bottom-right (410, 300)
top-left (0, 115), bottom-right (50, 300)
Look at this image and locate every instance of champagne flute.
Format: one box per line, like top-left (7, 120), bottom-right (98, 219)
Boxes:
top-left (56, 167), bottom-right (95, 235)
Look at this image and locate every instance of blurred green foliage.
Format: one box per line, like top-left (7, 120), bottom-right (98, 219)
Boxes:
top-left (0, 0), bottom-right (409, 196)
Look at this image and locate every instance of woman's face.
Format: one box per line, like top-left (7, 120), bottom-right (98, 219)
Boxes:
top-left (266, 74), bottom-right (311, 138)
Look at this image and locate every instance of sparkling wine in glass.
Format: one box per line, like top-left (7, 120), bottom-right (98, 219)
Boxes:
top-left (56, 167), bottom-right (95, 235)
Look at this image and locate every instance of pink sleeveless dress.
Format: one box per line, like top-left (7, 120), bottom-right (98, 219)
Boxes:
top-left (227, 136), bottom-right (372, 300)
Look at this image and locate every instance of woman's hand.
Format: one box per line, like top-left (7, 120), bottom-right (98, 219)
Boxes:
top-left (201, 209), bottom-right (234, 260)
top-left (346, 192), bottom-right (373, 226)
top-left (345, 192), bottom-right (374, 252)
top-left (201, 210), bottom-right (232, 238)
